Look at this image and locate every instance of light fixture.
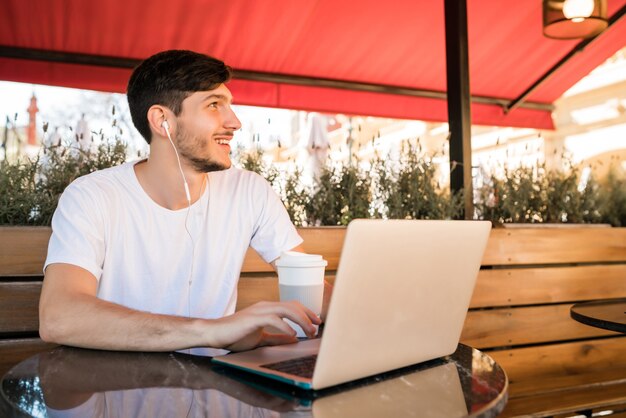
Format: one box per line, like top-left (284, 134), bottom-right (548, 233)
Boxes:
top-left (543, 0), bottom-right (608, 39)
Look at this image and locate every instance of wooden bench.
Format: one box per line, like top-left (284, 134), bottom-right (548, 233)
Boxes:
top-left (2, 226), bottom-right (626, 417)
top-left (464, 227), bottom-right (626, 418)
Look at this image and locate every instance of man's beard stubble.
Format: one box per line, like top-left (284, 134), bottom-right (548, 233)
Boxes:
top-left (175, 128), bottom-right (230, 173)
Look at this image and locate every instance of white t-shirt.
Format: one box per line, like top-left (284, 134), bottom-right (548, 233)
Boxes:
top-left (45, 161), bottom-right (302, 355)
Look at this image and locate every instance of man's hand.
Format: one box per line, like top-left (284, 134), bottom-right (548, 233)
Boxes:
top-left (209, 301), bottom-right (321, 352)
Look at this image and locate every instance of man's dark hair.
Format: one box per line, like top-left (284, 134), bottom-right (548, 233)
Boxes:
top-left (127, 50), bottom-right (232, 143)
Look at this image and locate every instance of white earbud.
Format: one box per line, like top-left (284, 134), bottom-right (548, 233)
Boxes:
top-left (161, 120), bottom-right (170, 132)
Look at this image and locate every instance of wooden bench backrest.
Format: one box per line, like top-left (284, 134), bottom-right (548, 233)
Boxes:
top-left (2, 227), bottom-right (626, 332)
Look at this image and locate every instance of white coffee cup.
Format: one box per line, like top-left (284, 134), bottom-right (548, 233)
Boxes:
top-left (275, 251), bottom-right (327, 337)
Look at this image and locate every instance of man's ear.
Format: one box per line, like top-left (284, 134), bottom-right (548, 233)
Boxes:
top-left (147, 105), bottom-right (173, 138)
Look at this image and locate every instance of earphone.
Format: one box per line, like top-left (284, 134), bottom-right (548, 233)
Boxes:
top-left (160, 118), bottom-right (207, 331)
top-left (161, 119), bottom-right (191, 203)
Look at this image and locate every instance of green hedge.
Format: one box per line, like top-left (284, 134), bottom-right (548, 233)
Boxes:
top-left (2, 140), bottom-right (624, 227)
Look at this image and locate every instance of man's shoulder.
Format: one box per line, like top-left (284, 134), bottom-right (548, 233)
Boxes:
top-left (66, 161), bottom-right (135, 196)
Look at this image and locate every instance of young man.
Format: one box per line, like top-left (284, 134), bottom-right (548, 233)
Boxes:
top-left (39, 50), bottom-right (321, 356)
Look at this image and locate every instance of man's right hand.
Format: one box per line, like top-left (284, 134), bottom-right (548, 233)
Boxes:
top-left (208, 301), bottom-right (321, 352)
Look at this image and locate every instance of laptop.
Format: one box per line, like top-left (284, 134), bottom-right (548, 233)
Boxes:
top-left (212, 219), bottom-right (491, 390)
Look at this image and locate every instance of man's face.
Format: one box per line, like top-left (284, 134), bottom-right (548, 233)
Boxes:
top-left (173, 84), bottom-right (241, 173)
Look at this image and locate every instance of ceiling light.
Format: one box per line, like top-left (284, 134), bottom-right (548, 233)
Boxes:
top-left (543, 0), bottom-right (608, 39)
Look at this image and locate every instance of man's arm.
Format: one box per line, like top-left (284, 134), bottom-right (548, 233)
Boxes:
top-left (39, 263), bottom-right (320, 352)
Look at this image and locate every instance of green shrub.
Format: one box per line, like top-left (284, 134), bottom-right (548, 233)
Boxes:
top-left (282, 169), bottom-right (309, 226)
top-left (475, 160), bottom-right (606, 225)
top-left (373, 142), bottom-right (463, 220)
top-left (599, 166), bottom-right (626, 226)
top-left (3, 128), bottom-right (624, 228)
top-left (305, 163), bottom-right (373, 226)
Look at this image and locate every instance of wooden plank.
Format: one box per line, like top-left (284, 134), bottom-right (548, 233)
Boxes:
top-left (4, 226), bottom-right (626, 270)
top-left (298, 227), bottom-right (345, 270)
top-left (461, 304), bottom-right (619, 349)
top-left (0, 338), bottom-right (57, 378)
top-left (236, 276), bottom-right (279, 311)
top-left (0, 226), bottom-right (346, 275)
top-left (488, 337), bottom-right (626, 386)
top-left (4, 226), bottom-right (625, 273)
top-left (509, 368), bottom-right (626, 398)
top-left (499, 380), bottom-right (626, 418)
top-left (0, 282), bottom-right (41, 333)
top-left (241, 227), bottom-right (346, 273)
top-left (470, 264), bottom-right (626, 308)
top-left (243, 227), bottom-right (626, 271)
top-left (482, 227), bottom-right (626, 266)
top-left (0, 227), bottom-right (51, 275)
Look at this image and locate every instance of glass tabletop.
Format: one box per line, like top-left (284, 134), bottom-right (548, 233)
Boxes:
top-left (1, 344), bottom-right (507, 418)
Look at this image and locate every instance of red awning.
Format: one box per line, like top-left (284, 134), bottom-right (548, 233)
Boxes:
top-left (1, 0), bottom-right (625, 129)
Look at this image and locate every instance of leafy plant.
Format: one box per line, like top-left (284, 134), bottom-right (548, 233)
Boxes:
top-left (4, 122), bottom-right (624, 228)
top-left (373, 142), bottom-right (463, 220)
top-left (599, 166), bottom-right (626, 226)
top-left (305, 163), bottom-right (372, 226)
top-left (475, 159), bottom-right (606, 225)
top-left (281, 169), bottom-right (309, 226)
top-left (542, 163), bottom-right (602, 223)
top-left (0, 156), bottom-right (41, 225)
top-left (236, 146), bottom-right (279, 187)
top-left (485, 165), bottom-right (545, 223)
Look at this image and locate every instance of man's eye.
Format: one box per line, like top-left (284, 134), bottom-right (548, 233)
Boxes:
top-left (208, 102), bottom-right (218, 109)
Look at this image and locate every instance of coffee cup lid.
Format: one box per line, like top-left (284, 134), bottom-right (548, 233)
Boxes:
top-left (275, 251), bottom-right (328, 268)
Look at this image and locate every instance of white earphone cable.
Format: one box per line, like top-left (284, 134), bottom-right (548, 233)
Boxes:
top-left (164, 124), bottom-right (191, 204)
top-left (163, 122), bottom-right (199, 326)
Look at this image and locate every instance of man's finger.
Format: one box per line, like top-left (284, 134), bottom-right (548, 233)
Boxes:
top-left (262, 314), bottom-right (298, 336)
top-left (288, 301), bottom-right (322, 324)
top-left (270, 301), bottom-right (320, 330)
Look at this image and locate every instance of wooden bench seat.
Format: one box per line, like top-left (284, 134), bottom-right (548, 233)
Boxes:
top-left (2, 225), bottom-right (626, 418)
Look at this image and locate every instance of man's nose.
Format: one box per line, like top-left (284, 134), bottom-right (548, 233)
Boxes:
top-left (224, 108), bottom-right (242, 131)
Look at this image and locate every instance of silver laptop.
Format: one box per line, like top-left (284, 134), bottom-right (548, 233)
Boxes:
top-left (212, 219), bottom-right (491, 390)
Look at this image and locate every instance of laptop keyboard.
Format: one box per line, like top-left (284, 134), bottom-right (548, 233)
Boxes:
top-left (261, 354), bottom-right (318, 378)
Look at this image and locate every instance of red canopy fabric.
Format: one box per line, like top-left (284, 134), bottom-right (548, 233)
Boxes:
top-left (1, 0), bottom-right (625, 129)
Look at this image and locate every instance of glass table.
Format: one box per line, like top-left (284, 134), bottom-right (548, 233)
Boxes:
top-left (1, 344), bottom-right (508, 418)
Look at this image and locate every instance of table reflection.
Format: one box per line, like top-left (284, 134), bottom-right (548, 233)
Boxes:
top-left (1, 344), bottom-right (507, 418)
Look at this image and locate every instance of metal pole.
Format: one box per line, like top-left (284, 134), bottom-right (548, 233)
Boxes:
top-left (444, 0), bottom-right (473, 219)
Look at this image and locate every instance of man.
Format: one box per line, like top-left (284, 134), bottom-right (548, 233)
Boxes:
top-left (39, 50), bottom-right (321, 356)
